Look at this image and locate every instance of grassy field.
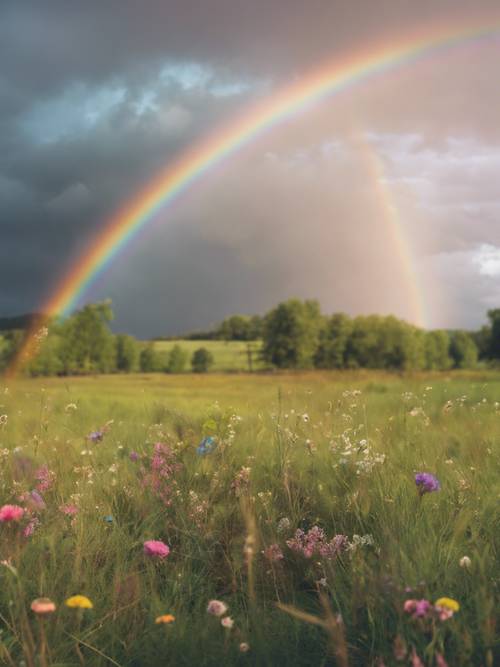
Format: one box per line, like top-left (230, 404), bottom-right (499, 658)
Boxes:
top-left (152, 339), bottom-right (266, 371)
top-left (0, 371), bottom-right (498, 666)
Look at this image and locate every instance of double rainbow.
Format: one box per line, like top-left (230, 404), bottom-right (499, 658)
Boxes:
top-left (9, 16), bottom-right (500, 375)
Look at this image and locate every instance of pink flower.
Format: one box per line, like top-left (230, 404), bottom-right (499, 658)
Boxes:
top-left (207, 599), bottom-right (228, 616)
top-left (436, 654), bottom-right (449, 667)
top-left (143, 540), bottom-right (170, 559)
top-left (263, 544), bottom-right (284, 562)
top-left (60, 503), bottom-right (79, 517)
top-left (410, 648), bottom-right (425, 667)
top-left (221, 616), bottom-right (234, 629)
top-left (0, 505), bottom-right (24, 522)
top-left (403, 598), bottom-right (431, 618)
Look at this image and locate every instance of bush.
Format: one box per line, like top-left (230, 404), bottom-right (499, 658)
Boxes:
top-left (191, 347), bottom-right (214, 373)
top-left (166, 344), bottom-right (188, 373)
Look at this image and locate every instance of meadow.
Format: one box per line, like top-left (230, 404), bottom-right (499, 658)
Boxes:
top-left (152, 339), bottom-right (266, 372)
top-left (0, 371), bottom-right (498, 666)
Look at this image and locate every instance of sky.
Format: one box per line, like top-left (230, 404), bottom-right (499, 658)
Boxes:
top-left (1, 1), bottom-right (500, 337)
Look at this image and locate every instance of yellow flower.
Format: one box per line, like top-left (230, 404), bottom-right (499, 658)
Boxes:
top-left (155, 614), bottom-right (175, 624)
top-left (435, 597), bottom-right (460, 612)
top-left (65, 595), bottom-right (93, 609)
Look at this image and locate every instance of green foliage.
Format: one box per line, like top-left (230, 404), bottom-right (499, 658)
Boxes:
top-left (191, 347), bottom-right (214, 373)
top-left (487, 309), bottom-right (500, 359)
top-left (166, 344), bottom-right (188, 373)
top-left (140, 343), bottom-right (162, 372)
top-left (449, 331), bottom-right (478, 369)
top-left (262, 299), bottom-right (324, 368)
top-left (424, 330), bottom-right (452, 370)
top-left (115, 334), bottom-right (139, 372)
top-left (314, 313), bottom-right (353, 368)
top-left (57, 301), bottom-right (116, 374)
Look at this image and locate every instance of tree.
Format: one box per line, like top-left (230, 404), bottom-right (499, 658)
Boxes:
top-left (191, 347), bottom-right (214, 373)
top-left (166, 344), bottom-right (188, 373)
top-left (57, 301), bottom-right (116, 374)
top-left (423, 330), bottom-right (452, 370)
top-left (115, 334), bottom-right (139, 372)
top-left (139, 344), bottom-right (161, 372)
top-left (314, 313), bottom-right (353, 368)
top-left (262, 299), bottom-right (324, 369)
top-left (487, 309), bottom-right (500, 359)
top-left (449, 331), bottom-right (478, 369)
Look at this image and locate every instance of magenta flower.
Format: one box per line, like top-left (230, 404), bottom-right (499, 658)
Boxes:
top-left (0, 504), bottom-right (25, 522)
top-left (415, 472), bottom-right (440, 495)
top-left (263, 544), bottom-right (284, 562)
top-left (129, 451), bottom-right (140, 462)
top-left (143, 540), bottom-right (170, 559)
top-left (403, 598), bottom-right (432, 618)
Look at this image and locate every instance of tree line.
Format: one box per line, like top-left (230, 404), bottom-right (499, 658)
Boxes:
top-left (1, 299), bottom-right (500, 376)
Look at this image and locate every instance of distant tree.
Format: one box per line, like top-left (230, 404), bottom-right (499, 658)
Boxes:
top-left (0, 330), bottom-right (25, 372)
top-left (191, 347), bottom-right (214, 373)
top-left (487, 309), bottom-right (500, 359)
top-left (57, 301), bottom-right (116, 374)
top-left (166, 344), bottom-right (188, 373)
top-left (449, 331), bottom-right (478, 369)
top-left (262, 299), bottom-right (324, 369)
top-left (115, 334), bottom-right (139, 372)
top-left (139, 344), bottom-right (161, 372)
top-left (472, 325), bottom-right (492, 361)
top-left (314, 313), bottom-right (353, 368)
top-left (424, 330), bottom-right (452, 370)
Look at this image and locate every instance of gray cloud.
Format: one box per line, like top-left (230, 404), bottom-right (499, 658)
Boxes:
top-left (1, 1), bottom-right (500, 333)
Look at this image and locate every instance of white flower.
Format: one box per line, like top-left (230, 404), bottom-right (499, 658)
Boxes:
top-left (207, 600), bottom-right (227, 616)
top-left (221, 616), bottom-right (234, 629)
top-left (459, 556), bottom-right (471, 569)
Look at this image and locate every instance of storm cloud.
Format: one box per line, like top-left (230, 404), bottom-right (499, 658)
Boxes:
top-left (1, 1), bottom-right (500, 335)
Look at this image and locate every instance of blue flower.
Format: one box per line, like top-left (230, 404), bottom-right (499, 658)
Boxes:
top-left (104, 515), bottom-right (114, 524)
top-left (197, 436), bottom-right (216, 456)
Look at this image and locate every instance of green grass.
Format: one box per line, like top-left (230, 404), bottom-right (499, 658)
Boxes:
top-left (0, 371), bottom-right (498, 666)
top-left (152, 339), bottom-right (265, 371)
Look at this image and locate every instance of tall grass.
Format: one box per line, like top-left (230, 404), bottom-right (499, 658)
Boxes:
top-left (0, 372), bottom-right (498, 666)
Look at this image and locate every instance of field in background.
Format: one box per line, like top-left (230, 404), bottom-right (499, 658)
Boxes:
top-left (152, 339), bottom-right (266, 371)
top-left (0, 371), bottom-right (498, 666)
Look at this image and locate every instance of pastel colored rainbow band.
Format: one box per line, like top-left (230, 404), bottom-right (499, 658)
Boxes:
top-left (9, 17), bottom-right (500, 375)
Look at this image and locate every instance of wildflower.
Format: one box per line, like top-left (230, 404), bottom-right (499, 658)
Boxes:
top-left (35, 465), bottom-right (55, 492)
top-left (155, 614), bottom-right (175, 624)
top-left (22, 490), bottom-right (46, 512)
top-left (207, 600), bottom-right (228, 616)
top-left (129, 451), bottom-right (140, 462)
top-left (196, 436), bottom-right (216, 456)
top-left (65, 595), bottom-right (93, 609)
top-left (435, 597), bottom-right (459, 620)
top-left (263, 544), bottom-right (284, 562)
top-left (65, 403), bottom-right (77, 412)
top-left (459, 555), bottom-right (471, 569)
top-left (403, 599), bottom-right (432, 618)
top-left (277, 517), bottom-right (291, 533)
top-left (410, 649), bottom-right (425, 667)
top-left (31, 598), bottom-right (56, 614)
top-left (239, 642), bottom-right (250, 652)
top-left (436, 654), bottom-right (449, 667)
top-left (60, 503), bottom-right (79, 517)
top-left (415, 472), bottom-right (440, 496)
top-left (221, 616), bottom-right (234, 629)
top-left (0, 504), bottom-right (24, 522)
top-left (0, 415), bottom-right (7, 426)
top-left (23, 517), bottom-right (40, 538)
top-left (88, 431), bottom-right (104, 443)
top-left (104, 515), bottom-right (114, 524)
top-left (143, 540), bottom-right (170, 559)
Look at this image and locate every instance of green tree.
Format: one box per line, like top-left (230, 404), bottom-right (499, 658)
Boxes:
top-left (314, 313), bottom-right (353, 368)
top-left (115, 334), bottom-right (139, 372)
top-left (57, 302), bottom-right (116, 374)
top-left (487, 309), bottom-right (500, 359)
top-left (449, 331), bottom-right (478, 369)
top-left (139, 344), bottom-right (161, 372)
top-left (262, 299), bottom-right (324, 369)
top-left (191, 347), bottom-right (214, 373)
top-left (424, 330), bottom-right (452, 370)
top-left (166, 344), bottom-right (188, 373)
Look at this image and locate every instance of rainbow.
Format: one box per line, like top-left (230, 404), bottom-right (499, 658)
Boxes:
top-left (9, 16), bottom-right (500, 375)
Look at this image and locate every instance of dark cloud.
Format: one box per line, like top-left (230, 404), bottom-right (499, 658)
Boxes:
top-left (1, 1), bottom-right (500, 332)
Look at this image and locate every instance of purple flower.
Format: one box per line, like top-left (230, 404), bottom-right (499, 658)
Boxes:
top-left (129, 451), bottom-right (140, 462)
top-left (415, 472), bottom-right (440, 495)
top-left (88, 431), bottom-right (104, 443)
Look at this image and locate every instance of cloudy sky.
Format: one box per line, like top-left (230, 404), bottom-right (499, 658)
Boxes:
top-left (1, 1), bottom-right (500, 337)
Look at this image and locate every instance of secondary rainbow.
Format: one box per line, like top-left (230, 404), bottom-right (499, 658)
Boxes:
top-left (10, 16), bottom-right (500, 374)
